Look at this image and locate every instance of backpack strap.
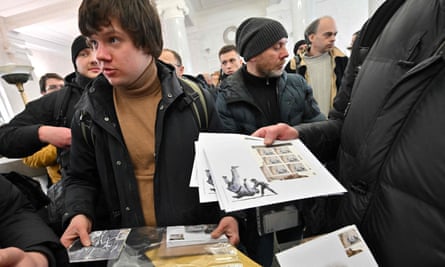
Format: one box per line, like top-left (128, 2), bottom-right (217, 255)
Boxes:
top-left (53, 87), bottom-right (73, 126)
top-left (179, 77), bottom-right (209, 130)
top-left (79, 110), bottom-right (95, 146)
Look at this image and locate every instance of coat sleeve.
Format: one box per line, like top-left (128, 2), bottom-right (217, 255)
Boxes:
top-left (0, 176), bottom-right (67, 267)
top-left (295, 119), bottom-right (342, 163)
top-left (0, 93), bottom-right (58, 158)
top-left (295, 27), bottom-right (365, 162)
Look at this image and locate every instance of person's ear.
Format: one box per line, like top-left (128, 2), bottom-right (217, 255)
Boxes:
top-left (178, 65), bottom-right (185, 76)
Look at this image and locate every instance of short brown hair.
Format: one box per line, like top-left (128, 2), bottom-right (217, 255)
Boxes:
top-left (218, 44), bottom-right (238, 57)
top-left (39, 73), bottom-right (63, 94)
top-left (162, 48), bottom-right (183, 66)
top-left (78, 0), bottom-right (163, 58)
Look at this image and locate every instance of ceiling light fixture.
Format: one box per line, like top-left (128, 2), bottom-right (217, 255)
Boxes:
top-left (0, 64), bottom-right (34, 105)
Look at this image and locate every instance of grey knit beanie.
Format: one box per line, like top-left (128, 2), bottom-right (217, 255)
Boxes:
top-left (236, 17), bottom-right (288, 61)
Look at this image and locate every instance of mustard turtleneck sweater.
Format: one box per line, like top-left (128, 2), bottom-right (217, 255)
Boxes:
top-left (113, 59), bottom-right (161, 226)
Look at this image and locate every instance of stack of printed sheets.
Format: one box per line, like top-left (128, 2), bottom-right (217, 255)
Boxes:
top-left (190, 133), bottom-right (346, 212)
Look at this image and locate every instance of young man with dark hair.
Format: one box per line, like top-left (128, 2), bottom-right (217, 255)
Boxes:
top-left (0, 36), bottom-right (101, 237)
top-left (60, 0), bottom-right (239, 250)
top-left (218, 44), bottom-right (243, 79)
top-left (0, 35), bottom-right (100, 160)
top-left (39, 73), bottom-right (64, 95)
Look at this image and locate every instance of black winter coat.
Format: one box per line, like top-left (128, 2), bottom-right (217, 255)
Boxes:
top-left (216, 67), bottom-right (325, 134)
top-left (0, 175), bottom-right (68, 266)
top-left (63, 61), bottom-right (225, 229)
top-left (296, 0), bottom-right (445, 266)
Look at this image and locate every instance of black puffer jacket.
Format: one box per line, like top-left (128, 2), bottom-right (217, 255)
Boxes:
top-left (0, 175), bottom-right (68, 267)
top-left (63, 61), bottom-right (225, 229)
top-left (216, 67), bottom-right (325, 134)
top-left (297, 0), bottom-right (445, 266)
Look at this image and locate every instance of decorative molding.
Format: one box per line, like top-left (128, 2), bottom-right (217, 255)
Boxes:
top-left (222, 25), bottom-right (237, 45)
top-left (156, 0), bottom-right (189, 19)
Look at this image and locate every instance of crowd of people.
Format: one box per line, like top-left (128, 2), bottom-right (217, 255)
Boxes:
top-left (0, 0), bottom-right (443, 266)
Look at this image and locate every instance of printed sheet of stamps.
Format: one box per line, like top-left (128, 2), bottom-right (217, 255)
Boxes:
top-left (194, 133), bottom-right (346, 212)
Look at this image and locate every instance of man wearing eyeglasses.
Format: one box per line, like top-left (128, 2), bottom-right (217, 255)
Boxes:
top-left (39, 73), bottom-right (65, 95)
top-left (159, 48), bottom-right (184, 77)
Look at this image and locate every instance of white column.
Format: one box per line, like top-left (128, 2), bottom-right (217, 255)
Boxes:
top-left (156, 0), bottom-right (193, 73)
top-left (265, 0), bottom-right (293, 55)
top-left (290, 0), bottom-right (311, 42)
top-left (368, 0), bottom-right (386, 16)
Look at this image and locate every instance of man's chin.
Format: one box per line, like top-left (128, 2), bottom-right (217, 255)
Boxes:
top-left (269, 70), bottom-right (283, 77)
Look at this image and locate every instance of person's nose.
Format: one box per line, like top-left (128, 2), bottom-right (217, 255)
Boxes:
top-left (94, 44), bottom-right (110, 62)
top-left (89, 54), bottom-right (99, 65)
top-left (281, 47), bottom-right (289, 59)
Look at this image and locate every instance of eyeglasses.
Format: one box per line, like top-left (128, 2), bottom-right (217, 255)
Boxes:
top-left (46, 84), bottom-right (64, 91)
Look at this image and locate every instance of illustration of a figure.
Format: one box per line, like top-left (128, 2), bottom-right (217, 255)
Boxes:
top-left (233, 178), bottom-right (257, 198)
top-left (250, 178), bottom-right (278, 196)
top-left (222, 166), bottom-right (243, 193)
top-left (205, 169), bottom-right (214, 186)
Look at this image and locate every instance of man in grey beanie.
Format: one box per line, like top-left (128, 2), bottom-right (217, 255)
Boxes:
top-left (215, 17), bottom-right (325, 267)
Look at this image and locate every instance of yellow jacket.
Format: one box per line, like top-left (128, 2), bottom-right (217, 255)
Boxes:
top-left (23, 144), bottom-right (61, 184)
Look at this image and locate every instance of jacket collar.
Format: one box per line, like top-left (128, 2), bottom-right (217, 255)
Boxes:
top-left (221, 66), bottom-right (288, 103)
top-left (81, 59), bottom-right (184, 120)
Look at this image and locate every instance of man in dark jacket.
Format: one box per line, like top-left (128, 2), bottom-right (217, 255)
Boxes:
top-left (216, 17), bottom-right (325, 267)
top-left (284, 39), bottom-right (307, 74)
top-left (60, 0), bottom-right (239, 252)
top-left (0, 175), bottom-right (68, 267)
top-left (218, 44), bottom-right (244, 82)
top-left (253, 0), bottom-right (445, 266)
top-left (0, 36), bottom-right (100, 237)
top-left (0, 35), bottom-right (100, 166)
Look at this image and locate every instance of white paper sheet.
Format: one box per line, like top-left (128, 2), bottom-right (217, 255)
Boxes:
top-left (195, 133), bottom-right (346, 212)
top-left (276, 225), bottom-right (378, 267)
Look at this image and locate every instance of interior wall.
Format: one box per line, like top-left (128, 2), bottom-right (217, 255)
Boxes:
top-left (185, 0), bottom-right (370, 75)
top-left (186, 0), bottom-right (268, 75)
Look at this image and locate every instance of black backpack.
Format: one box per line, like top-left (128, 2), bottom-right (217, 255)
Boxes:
top-left (1, 171), bottom-right (49, 210)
